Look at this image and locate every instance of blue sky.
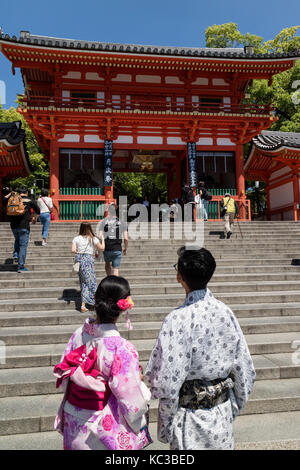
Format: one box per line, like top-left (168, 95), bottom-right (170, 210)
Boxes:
top-left (1, 0), bottom-right (300, 108)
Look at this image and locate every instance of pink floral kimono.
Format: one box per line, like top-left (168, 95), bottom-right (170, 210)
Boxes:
top-left (53, 319), bottom-right (152, 450)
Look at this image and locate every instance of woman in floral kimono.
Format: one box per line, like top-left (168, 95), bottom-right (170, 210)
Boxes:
top-left (145, 246), bottom-right (256, 450)
top-left (71, 223), bottom-right (104, 313)
top-left (53, 276), bottom-right (152, 450)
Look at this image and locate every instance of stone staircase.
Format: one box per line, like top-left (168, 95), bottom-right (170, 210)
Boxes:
top-left (1, 221), bottom-right (300, 450)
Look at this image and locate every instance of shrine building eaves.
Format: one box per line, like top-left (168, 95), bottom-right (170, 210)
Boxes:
top-left (0, 29), bottom-right (299, 61)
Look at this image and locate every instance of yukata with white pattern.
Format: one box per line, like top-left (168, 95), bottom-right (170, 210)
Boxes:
top-left (54, 319), bottom-right (151, 450)
top-left (145, 288), bottom-right (256, 450)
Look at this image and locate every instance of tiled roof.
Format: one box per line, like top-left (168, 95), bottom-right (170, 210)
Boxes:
top-left (252, 130), bottom-right (300, 150)
top-left (0, 121), bottom-right (26, 146)
top-left (0, 121), bottom-right (32, 175)
top-left (0, 29), bottom-right (299, 60)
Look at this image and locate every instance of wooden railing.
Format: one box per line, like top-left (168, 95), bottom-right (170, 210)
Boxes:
top-left (19, 95), bottom-right (272, 116)
top-left (196, 196), bottom-right (251, 221)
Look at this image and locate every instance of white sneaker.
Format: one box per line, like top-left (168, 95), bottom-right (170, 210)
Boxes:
top-left (42, 241), bottom-right (47, 246)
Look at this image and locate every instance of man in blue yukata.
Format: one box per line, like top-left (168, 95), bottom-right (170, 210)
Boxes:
top-left (145, 246), bottom-right (256, 450)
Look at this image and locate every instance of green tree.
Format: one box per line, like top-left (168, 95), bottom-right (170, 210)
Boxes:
top-left (205, 22), bottom-right (263, 51)
top-left (205, 24), bottom-right (300, 217)
top-left (113, 172), bottom-right (167, 205)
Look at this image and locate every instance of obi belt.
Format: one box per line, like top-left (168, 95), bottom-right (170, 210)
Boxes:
top-left (53, 344), bottom-right (111, 411)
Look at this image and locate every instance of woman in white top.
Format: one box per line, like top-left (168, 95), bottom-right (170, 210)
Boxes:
top-left (37, 189), bottom-right (53, 246)
top-left (72, 223), bottom-right (104, 313)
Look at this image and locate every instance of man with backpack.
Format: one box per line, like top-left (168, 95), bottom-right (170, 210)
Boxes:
top-left (97, 203), bottom-right (128, 277)
top-left (5, 188), bottom-right (40, 273)
top-left (181, 184), bottom-right (196, 222)
top-left (220, 193), bottom-right (239, 239)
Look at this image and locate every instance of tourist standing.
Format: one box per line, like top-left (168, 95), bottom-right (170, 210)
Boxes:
top-left (198, 181), bottom-right (212, 221)
top-left (5, 187), bottom-right (40, 273)
top-left (71, 223), bottom-right (104, 313)
top-left (181, 184), bottom-right (195, 222)
top-left (220, 193), bottom-right (239, 239)
top-left (37, 189), bottom-right (53, 246)
top-left (53, 276), bottom-right (152, 450)
top-left (97, 204), bottom-right (128, 277)
top-left (145, 246), bottom-right (255, 450)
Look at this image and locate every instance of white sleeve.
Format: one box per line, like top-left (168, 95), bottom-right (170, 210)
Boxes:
top-left (93, 237), bottom-right (100, 246)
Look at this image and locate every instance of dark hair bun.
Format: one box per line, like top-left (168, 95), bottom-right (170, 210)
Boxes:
top-left (95, 276), bottom-right (130, 324)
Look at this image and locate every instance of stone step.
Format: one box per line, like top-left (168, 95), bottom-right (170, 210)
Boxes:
top-left (2, 290), bottom-right (300, 311)
top-left (2, 302), bottom-right (300, 328)
top-left (1, 316), bottom-right (300, 347)
top-left (0, 258), bottom-right (293, 273)
top-left (1, 332), bottom-right (299, 370)
top-left (1, 378), bottom-right (300, 435)
top-left (3, 238), bottom-right (300, 247)
top-left (0, 265), bottom-right (298, 280)
top-left (2, 272), bottom-right (300, 290)
top-left (3, 284), bottom-right (300, 304)
top-left (3, 279), bottom-right (300, 297)
top-left (1, 413), bottom-right (300, 450)
top-left (1, 353), bottom-right (299, 398)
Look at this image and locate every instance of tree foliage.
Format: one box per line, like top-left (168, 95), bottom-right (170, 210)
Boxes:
top-left (206, 24), bottom-right (300, 135)
top-left (113, 172), bottom-right (167, 205)
top-left (205, 23), bottom-right (300, 215)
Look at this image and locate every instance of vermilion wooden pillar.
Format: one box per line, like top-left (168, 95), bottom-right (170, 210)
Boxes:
top-left (49, 140), bottom-right (59, 221)
top-left (265, 181), bottom-right (271, 221)
top-left (235, 144), bottom-right (246, 220)
top-left (292, 170), bottom-right (300, 221)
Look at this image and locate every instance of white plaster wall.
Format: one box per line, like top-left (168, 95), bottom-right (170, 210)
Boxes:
top-left (192, 77), bottom-right (208, 85)
top-left (167, 137), bottom-right (184, 145)
top-left (269, 182), bottom-right (293, 209)
top-left (197, 138), bottom-right (213, 146)
top-left (62, 71), bottom-right (81, 79)
top-left (112, 74), bottom-right (132, 82)
top-left (212, 78), bottom-right (228, 86)
top-left (137, 136), bottom-right (163, 144)
top-left (58, 134), bottom-right (80, 142)
top-left (165, 76), bottom-right (184, 84)
top-left (136, 75), bottom-right (161, 83)
top-left (217, 138), bottom-right (233, 146)
top-left (114, 136), bottom-right (133, 144)
top-left (270, 165), bottom-right (290, 180)
top-left (84, 135), bottom-right (104, 143)
top-left (85, 72), bottom-right (104, 81)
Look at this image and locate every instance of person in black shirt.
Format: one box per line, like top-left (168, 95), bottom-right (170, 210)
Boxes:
top-left (97, 204), bottom-right (128, 276)
top-left (181, 184), bottom-right (195, 222)
top-left (5, 188), bottom-right (40, 273)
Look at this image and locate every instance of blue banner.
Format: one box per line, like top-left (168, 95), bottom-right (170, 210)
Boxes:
top-left (187, 142), bottom-right (198, 188)
top-left (104, 140), bottom-right (113, 186)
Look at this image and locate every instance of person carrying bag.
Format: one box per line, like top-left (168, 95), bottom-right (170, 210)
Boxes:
top-left (72, 223), bottom-right (104, 313)
top-left (220, 193), bottom-right (239, 239)
top-left (37, 189), bottom-right (54, 246)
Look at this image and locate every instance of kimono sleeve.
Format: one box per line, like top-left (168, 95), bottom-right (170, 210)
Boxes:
top-left (229, 316), bottom-right (256, 418)
top-left (108, 342), bottom-right (149, 434)
top-left (145, 311), bottom-right (193, 443)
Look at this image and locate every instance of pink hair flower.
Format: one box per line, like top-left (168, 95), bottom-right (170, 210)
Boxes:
top-left (117, 296), bottom-right (134, 331)
top-left (117, 296), bottom-right (134, 311)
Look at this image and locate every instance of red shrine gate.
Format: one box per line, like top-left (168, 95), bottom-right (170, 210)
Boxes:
top-left (0, 30), bottom-right (298, 221)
